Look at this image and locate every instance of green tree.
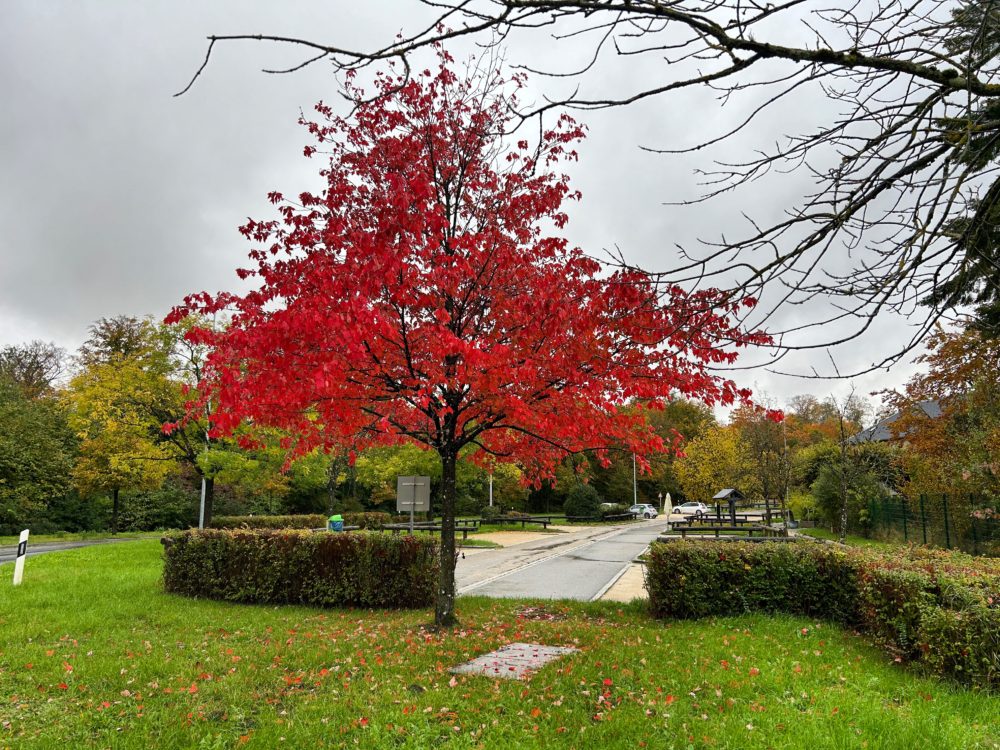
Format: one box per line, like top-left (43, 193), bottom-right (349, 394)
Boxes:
top-left (0, 377), bottom-right (76, 533)
top-left (0, 341), bottom-right (67, 399)
top-left (809, 443), bottom-right (901, 536)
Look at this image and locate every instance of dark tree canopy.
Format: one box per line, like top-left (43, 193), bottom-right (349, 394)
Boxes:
top-left (0, 340), bottom-right (67, 399)
top-left (180, 0), bottom-right (1000, 370)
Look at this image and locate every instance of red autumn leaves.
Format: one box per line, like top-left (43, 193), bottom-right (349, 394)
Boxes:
top-left (168, 49), bottom-right (767, 487)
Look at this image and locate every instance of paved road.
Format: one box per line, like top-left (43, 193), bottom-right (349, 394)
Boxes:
top-left (0, 537), bottom-right (144, 565)
top-left (457, 519), bottom-right (671, 601)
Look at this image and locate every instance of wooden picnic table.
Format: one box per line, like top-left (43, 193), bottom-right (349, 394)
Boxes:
top-left (673, 524), bottom-right (785, 540)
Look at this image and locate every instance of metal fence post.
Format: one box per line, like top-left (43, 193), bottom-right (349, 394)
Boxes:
top-left (901, 499), bottom-right (908, 541)
top-left (919, 494), bottom-right (927, 545)
top-left (942, 494), bottom-right (951, 549)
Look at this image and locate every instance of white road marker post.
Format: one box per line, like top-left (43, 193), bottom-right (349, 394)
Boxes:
top-left (12, 529), bottom-right (29, 586)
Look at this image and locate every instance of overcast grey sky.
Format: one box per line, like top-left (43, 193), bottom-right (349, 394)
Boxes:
top-left (0, 1), bottom-right (925, 417)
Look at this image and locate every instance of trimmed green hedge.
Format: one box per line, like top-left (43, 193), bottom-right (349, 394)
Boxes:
top-left (209, 514), bottom-right (325, 530)
top-left (646, 541), bottom-right (1000, 689)
top-left (163, 529), bottom-right (438, 609)
top-left (209, 512), bottom-right (392, 530)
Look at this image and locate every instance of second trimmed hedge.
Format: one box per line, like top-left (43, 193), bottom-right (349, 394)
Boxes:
top-left (646, 541), bottom-right (1000, 689)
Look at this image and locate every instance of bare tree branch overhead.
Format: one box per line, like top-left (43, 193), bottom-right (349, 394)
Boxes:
top-left (179, 1), bottom-right (1000, 375)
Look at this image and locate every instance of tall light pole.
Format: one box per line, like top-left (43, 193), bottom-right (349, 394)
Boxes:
top-left (632, 453), bottom-right (637, 505)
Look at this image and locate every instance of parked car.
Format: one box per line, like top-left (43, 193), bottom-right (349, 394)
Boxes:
top-left (628, 503), bottom-right (658, 519)
top-left (671, 501), bottom-right (710, 518)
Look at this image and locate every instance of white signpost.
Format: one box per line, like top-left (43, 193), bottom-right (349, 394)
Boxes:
top-left (12, 529), bottom-right (29, 586)
top-left (396, 476), bottom-right (431, 533)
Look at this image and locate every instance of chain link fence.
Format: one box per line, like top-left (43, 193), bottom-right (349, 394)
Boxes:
top-left (867, 494), bottom-right (1000, 556)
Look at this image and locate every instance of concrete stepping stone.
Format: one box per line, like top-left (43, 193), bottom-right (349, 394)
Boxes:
top-left (450, 642), bottom-right (579, 679)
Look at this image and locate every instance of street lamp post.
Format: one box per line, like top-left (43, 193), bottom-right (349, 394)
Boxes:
top-left (632, 453), bottom-right (637, 505)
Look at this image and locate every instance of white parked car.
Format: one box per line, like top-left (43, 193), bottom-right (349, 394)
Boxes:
top-left (628, 503), bottom-right (658, 519)
top-left (671, 501), bottom-right (710, 518)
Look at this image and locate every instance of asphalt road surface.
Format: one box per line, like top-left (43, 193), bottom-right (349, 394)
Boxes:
top-left (457, 519), bottom-right (671, 601)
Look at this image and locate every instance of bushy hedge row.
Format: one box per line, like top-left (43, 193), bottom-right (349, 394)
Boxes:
top-left (209, 514), bottom-right (325, 530)
top-left (209, 512), bottom-right (392, 530)
top-left (646, 541), bottom-right (1000, 689)
top-left (163, 529), bottom-right (438, 608)
top-left (601, 503), bottom-right (632, 520)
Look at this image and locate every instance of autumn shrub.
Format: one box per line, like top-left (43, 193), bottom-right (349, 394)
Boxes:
top-left (646, 540), bottom-right (1000, 689)
top-left (563, 483), bottom-right (601, 519)
top-left (479, 505), bottom-right (502, 522)
top-left (645, 541), bottom-right (860, 621)
top-left (162, 529), bottom-right (438, 608)
top-left (209, 514), bottom-right (326, 530)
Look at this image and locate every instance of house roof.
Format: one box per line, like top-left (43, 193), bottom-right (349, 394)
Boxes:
top-left (712, 488), bottom-right (746, 500)
top-left (848, 400), bottom-right (942, 444)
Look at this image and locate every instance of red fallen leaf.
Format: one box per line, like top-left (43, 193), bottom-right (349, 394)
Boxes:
top-left (57, 683), bottom-right (68, 690)
top-left (359, 717), bottom-right (369, 727)
top-left (530, 707), bottom-right (542, 718)
top-left (665, 695), bottom-right (676, 705)
top-left (188, 684), bottom-right (198, 694)
top-left (749, 667), bottom-right (760, 677)
top-left (24, 663), bottom-right (32, 670)
top-left (63, 662), bottom-right (73, 673)
top-left (45, 650), bottom-right (54, 657)
top-left (603, 678), bottom-right (613, 687)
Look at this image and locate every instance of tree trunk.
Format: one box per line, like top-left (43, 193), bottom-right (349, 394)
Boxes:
top-left (204, 477), bottom-right (215, 528)
top-left (111, 487), bottom-right (119, 535)
top-left (435, 447), bottom-right (459, 628)
top-left (838, 416), bottom-right (848, 544)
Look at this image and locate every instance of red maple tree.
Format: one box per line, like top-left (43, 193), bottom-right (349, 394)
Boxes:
top-left (169, 53), bottom-right (769, 626)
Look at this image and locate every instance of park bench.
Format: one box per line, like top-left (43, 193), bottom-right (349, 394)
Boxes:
top-left (481, 516), bottom-right (553, 529)
top-left (679, 515), bottom-right (757, 527)
top-left (383, 521), bottom-right (478, 540)
top-left (673, 524), bottom-right (785, 540)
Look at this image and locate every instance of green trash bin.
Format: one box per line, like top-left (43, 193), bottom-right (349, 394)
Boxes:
top-left (327, 514), bottom-right (344, 532)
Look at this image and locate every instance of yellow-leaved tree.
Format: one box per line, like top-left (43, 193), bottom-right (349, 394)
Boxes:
top-left (674, 425), bottom-right (759, 504)
top-left (66, 320), bottom-right (173, 533)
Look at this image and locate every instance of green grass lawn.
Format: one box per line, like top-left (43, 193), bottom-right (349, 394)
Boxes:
top-left (1, 542), bottom-right (998, 749)
top-left (798, 527), bottom-right (899, 550)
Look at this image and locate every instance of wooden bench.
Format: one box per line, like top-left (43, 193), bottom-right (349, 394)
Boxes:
top-left (383, 522), bottom-right (478, 540)
top-left (674, 524), bottom-right (785, 540)
top-left (680, 515), bottom-right (757, 527)
top-left (482, 516), bottom-right (552, 530)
